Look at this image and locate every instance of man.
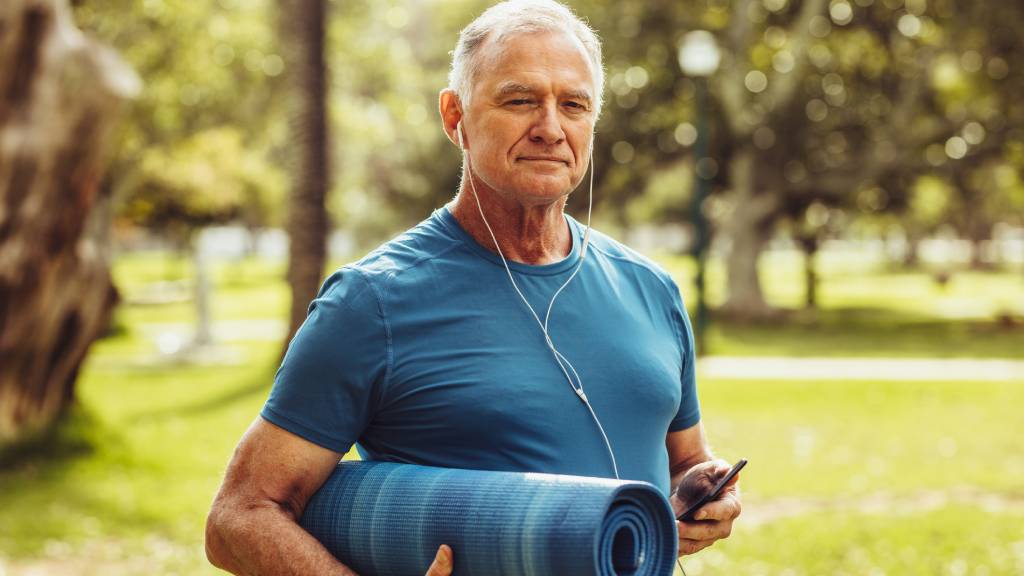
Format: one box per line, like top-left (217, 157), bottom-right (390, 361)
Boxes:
top-left (205, 1), bottom-right (741, 574)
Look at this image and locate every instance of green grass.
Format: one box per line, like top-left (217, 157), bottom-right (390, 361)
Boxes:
top-left (658, 251), bottom-right (1024, 358)
top-left (1, 250), bottom-right (1022, 574)
top-left (660, 249), bottom-right (1023, 318)
top-left (0, 338), bottom-right (279, 563)
top-left (703, 311), bottom-right (1024, 359)
top-left (699, 379), bottom-right (1024, 499)
top-left (680, 505), bottom-right (1024, 575)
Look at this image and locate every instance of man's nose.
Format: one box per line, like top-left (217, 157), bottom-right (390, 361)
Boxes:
top-left (528, 103), bottom-right (565, 145)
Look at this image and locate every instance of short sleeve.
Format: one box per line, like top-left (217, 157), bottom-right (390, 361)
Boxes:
top-left (260, 268), bottom-right (388, 453)
top-left (667, 279), bottom-right (701, 432)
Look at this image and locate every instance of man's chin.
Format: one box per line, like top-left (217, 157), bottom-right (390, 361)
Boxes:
top-left (510, 180), bottom-right (575, 204)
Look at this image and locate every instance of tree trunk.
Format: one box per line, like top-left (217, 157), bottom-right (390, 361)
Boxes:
top-left (280, 0), bottom-right (330, 349)
top-left (720, 149), bottom-right (777, 319)
top-left (798, 234), bottom-right (819, 309)
top-left (966, 222), bottom-right (991, 271)
top-left (192, 238), bottom-right (213, 347)
top-left (969, 239), bottom-right (986, 270)
top-left (902, 233), bottom-right (921, 267)
top-left (0, 0), bottom-right (138, 446)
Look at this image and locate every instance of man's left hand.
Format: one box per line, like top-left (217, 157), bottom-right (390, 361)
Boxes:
top-left (670, 459), bottom-right (743, 556)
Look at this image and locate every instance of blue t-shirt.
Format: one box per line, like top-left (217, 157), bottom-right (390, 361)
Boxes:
top-left (262, 207), bottom-right (700, 495)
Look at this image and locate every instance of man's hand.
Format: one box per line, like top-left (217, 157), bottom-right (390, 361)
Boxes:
top-left (670, 459), bottom-right (742, 556)
top-left (424, 545), bottom-right (453, 576)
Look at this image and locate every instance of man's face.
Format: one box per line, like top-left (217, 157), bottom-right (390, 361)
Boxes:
top-left (462, 30), bottom-right (597, 206)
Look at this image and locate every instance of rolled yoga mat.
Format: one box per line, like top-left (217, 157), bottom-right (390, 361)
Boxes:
top-left (300, 461), bottom-right (678, 576)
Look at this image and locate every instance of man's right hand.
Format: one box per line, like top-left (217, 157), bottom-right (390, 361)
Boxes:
top-left (425, 545), bottom-right (453, 576)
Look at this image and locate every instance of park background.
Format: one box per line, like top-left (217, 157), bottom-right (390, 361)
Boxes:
top-left (1, 0), bottom-right (1023, 574)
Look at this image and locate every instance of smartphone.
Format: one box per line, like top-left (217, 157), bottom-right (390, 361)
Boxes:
top-left (675, 458), bottom-right (747, 522)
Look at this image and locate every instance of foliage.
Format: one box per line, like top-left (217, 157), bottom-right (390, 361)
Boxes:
top-left (74, 0), bottom-right (287, 233)
top-left (74, 0), bottom-right (1024, 278)
top-left (118, 128), bottom-right (285, 236)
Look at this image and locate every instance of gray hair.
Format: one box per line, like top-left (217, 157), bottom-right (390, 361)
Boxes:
top-left (448, 0), bottom-right (605, 118)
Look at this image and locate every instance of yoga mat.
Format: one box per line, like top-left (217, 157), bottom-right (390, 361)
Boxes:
top-left (300, 461), bottom-right (678, 576)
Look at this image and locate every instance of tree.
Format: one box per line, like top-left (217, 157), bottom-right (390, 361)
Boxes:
top-left (280, 0), bottom-right (330, 347)
top-left (73, 0), bottom-right (290, 350)
top-left (118, 128), bottom-right (283, 347)
top-left (73, 0), bottom-right (290, 241)
top-left (0, 0), bottom-right (138, 446)
top-left (577, 0), bottom-right (1023, 318)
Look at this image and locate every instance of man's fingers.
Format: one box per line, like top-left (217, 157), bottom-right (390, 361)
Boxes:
top-left (708, 459), bottom-right (733, 474)
top-left (678, 537), bottom-right (714, 556)
top-left (677, 519), bottom-right (731, 542)
top-left (668, 492), bottom-right (685, 517)
top-left (720, 469), bottom-right (741, 489)
top-left (692, 492), bottom-right (742, 522)
top-left (424, 544), bottom-right (452, 576)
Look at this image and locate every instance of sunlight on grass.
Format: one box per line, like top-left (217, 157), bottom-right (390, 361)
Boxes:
top-left (679, 505), bottom-right (1024, 575)
top-left (699, 379), bottom-right (1024, 499)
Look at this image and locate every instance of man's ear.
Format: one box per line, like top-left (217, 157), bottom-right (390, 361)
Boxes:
top-left (438, 89), bottom-right (463, 149)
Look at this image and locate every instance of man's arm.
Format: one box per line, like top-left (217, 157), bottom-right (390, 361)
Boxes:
top-left (666, 421), bottom-right (742, 556)
top-left (205, 417), bottom-right (453, 575)
top-left (205, 417), bottom-right (359, 575)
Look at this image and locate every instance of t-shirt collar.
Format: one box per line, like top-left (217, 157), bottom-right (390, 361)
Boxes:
top-left (435, 204), bottom-right (583, 276)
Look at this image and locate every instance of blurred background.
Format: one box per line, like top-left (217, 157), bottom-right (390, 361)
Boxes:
top-left (1, 0), bottom-right (1022, 574)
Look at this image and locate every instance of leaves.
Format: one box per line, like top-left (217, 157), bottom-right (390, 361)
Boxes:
top-left (73, 0), bottom-right (1024, 247)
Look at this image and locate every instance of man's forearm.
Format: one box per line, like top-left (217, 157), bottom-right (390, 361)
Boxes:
top-left (206, 501), bottom-right (356, 576)
top-left (666, 424), bottom-right (716, 490)
top-left (669, 449), bottom-right (713, 488)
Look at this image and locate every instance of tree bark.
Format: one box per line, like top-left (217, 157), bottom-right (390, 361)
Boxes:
top-left (720, 148), bottom-right (777, 318)
top-left (0, 0), bottom-right (138, 445)
top-left (280, 0), bottom-right (330, 349)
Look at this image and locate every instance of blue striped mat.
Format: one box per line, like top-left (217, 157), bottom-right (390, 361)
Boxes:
top-left (301, 461), bottom-right (677, 576)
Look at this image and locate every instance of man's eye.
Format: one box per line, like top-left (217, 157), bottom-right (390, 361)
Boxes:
top-left (564, 101), bottom-right (586, 110)
top-left (506, 99), bottom-right (532, 106)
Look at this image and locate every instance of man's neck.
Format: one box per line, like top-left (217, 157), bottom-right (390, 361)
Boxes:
top-left (449, 185), bottom-right (571, 266)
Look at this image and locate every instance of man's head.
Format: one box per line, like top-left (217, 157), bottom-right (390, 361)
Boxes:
top-left (447, 0), bottom-right (604, 120)
top-left (440, 0), bottom-right (604, 206)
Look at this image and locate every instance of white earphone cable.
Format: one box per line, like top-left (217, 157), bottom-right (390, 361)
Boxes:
top-left (459, 124), bottom-right (618, 480)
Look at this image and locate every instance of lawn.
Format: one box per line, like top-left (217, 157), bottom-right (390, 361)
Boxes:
top-left (657, 251), bottom-right (1024, 359)
top-left (0, 251), bottom-right (1021, 575)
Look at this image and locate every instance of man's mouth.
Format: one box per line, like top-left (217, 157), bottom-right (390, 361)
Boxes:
top-left (518, 156), bottom-right (568, 164)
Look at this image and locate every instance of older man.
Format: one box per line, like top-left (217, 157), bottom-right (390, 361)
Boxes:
top-left (205, 1), bottom-right (740, 575)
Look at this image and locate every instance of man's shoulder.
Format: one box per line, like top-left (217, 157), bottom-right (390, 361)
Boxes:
top-left (334, 209), bottom-right (464, 291)
top-left (583, 225), bottom-right (679, 294)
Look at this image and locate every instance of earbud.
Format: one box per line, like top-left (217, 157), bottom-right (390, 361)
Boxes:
top-left (456, 121), bottom-right (465, 149)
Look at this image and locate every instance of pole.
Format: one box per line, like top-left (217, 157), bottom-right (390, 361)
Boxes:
top-left (691, 77), bottom-right (710, 355)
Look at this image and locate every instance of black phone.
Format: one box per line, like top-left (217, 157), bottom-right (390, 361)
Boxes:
top-left (675, 458), bottom-right (747, 522)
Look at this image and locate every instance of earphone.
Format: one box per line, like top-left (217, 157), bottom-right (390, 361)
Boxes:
top-left (463, 121), bottom-right (691, 573)
top-left (456, 120), bottom-right (618, 480)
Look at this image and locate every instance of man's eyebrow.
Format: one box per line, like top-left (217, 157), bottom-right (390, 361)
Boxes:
top-left (493, 82), bottom-right (593, 104)
top-left (494, 82), bottom-right (537, 98)
top-left (563, 89), bottom-right (593, 104)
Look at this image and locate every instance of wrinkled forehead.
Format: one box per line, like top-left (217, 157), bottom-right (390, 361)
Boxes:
top-left (472, 29), bottom-right (597, 97)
